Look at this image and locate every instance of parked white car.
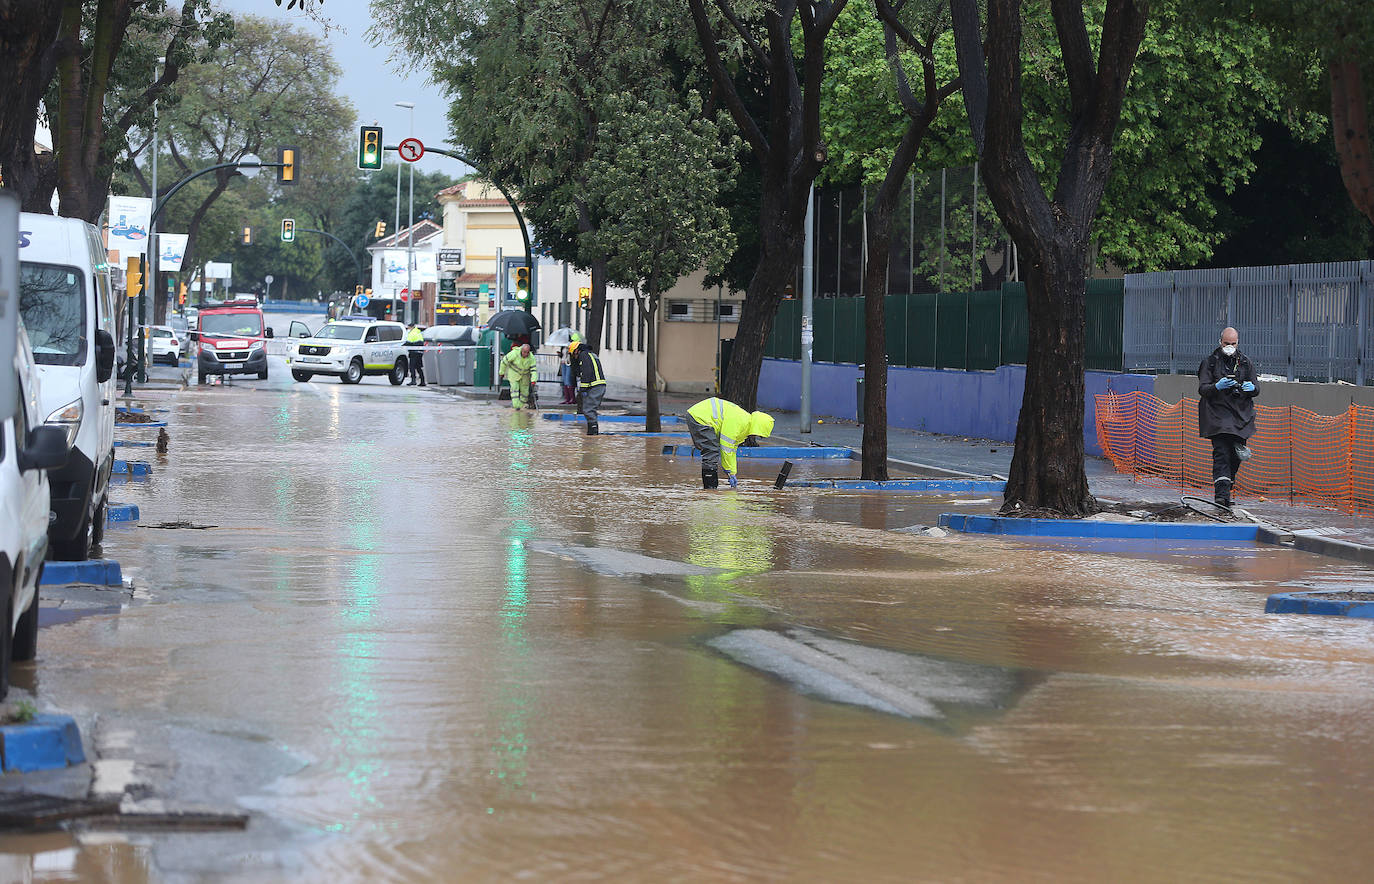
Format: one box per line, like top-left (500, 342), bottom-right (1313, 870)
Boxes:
top-left (146, 325), bottom-right (182, 365)
top-left (1, 322), bottom-right (71, 698)
top-left (286, 317), bottom-right (409, 385)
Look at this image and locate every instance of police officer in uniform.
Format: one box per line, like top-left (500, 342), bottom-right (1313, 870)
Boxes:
top-left (405, 322), bottom-right (426, 386)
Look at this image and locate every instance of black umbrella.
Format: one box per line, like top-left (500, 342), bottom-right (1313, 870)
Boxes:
top-left (486, 309), bottom-right (542, 338)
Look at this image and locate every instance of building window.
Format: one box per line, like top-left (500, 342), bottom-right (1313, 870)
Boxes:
top-left (605, 305), bottom-right (613, 348)
top-left (639, 302), bottom-right (646, 352)
top-left (616, 299), bottom-right (625, 351)
top-left (667, 301), bottom-right (691, 321)
top-left (716, 302), bottom-right (738, 321)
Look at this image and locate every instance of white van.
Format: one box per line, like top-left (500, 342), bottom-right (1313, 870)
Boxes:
top-left (1, 321), bottom-right (71, 696)
top-left (18, 213), bottom-right (117, 560)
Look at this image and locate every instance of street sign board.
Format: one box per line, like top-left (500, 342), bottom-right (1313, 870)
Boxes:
top-left (438, 248), bottom-right (464, 270)
top-left (400, 289), bottom-right (410, 302)
top-left (397, 138), bottom-right (424, 163)
top-left (356, 294), bottom-right (370, 308)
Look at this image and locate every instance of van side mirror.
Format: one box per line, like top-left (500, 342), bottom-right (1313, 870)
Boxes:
top-left (264, 327), bottom-right (274, 338)
top-left (94, 329), bottom-right (115, 383)
top-left (19, 425), bottom-right (70, 472)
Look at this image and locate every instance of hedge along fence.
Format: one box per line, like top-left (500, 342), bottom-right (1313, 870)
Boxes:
top-left (764, 279), bottom-right (1124, 371)
top-left (1096, 390), bottom-right (1374, 512)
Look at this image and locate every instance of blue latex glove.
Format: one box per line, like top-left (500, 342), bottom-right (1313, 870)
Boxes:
top-left (1215, 377), bottom-right (1238, 390)
top-left (726, 472), bottom-right (738, 489)
top-left (1241, 380), bottom-right (1256, 393)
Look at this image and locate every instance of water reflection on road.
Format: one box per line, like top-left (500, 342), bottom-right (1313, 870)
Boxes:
top-left (4, 375), bottom-right (1374, 881)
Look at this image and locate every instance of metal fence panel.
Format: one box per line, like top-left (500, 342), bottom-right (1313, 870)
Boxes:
top-left (1000, 282), bottom-right (1028, 366)
top-left (936, 291), bottom-right (969, 369)
top-left (1228, 265), bottom-right (1290, 379)
top-left (1123, 271), bottom-right (1174, 372)
top-left (1086, 279), bottom-right (1125, 372)
top-left (1172, 268), bottom-right (1229, 375)
top-left (967, 290), bottom-right (1002, 369)
top-left (905, 292), bottom-right (937, 367)
top-left (834, 296), bottom-right (864, 364)
top-left (1291, 261), bottom-right (1362, 382)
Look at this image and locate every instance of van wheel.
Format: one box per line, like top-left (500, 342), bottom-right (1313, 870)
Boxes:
top-left (90, 495), bottom-right (106, 547)
top-left (13, 584), bottom-right (38, 663)
top-left (49, 514), bottom-right (91, 561)
top-left (197, 369), bottom-right (207, 384)
top-left (258, 367), bottom-right (269, 380)
top-left (292, 370), bottom-right (313, 382)
top-left (345, 358), bottom-right (364, 384)
top-left (0, 594), bottom-right (13, 700)
top-left (389, 360), bottom-right (406, 385)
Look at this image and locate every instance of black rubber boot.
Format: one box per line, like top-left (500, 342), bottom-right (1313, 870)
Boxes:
top-left (586, 417), bottom-right (599, 436)
top-left (702, 467), bottom-right (719, 490)
top-left (1214, 480), bottom-right (1232, 508)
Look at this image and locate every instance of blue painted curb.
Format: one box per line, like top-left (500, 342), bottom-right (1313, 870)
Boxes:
top-left (115, 406), bottom-right (145, 414)
top-left (107, 503), bottom-right (139, 523)
top-left (115, 421), bottom-right (167, 429)
top-left (788, 479), bottom-right (1007, 492)
top-left (662, 444), bottom-right (852, 460)
top-left (0, 714), bottom-right (85, 773)
top-left (1265, 591), bottom-right (1374, 618)
top-left (542, 413), bottom-right (685, 423)
top-left (40, 559), bottom-right (122, 586)
top-left (112, 460), bottom-right (152, 476)
top-left (114, 440), bottom-right (153, 448)
top-left (938, 513), bottom-right (1261, 541)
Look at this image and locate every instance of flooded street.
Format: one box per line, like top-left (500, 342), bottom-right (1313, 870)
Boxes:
top-left (6, 367), bottom-right (1374, 882)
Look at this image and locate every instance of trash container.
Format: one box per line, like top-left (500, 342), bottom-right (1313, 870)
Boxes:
top-left (422, 348), bottom-right (441, 383)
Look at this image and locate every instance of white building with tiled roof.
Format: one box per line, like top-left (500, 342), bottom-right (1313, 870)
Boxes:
top-left (363, 218), bottom-right (443, 323)
top-left (436, 180), bottom-right (526, 325)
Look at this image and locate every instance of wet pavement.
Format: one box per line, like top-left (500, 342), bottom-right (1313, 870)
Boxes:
top-left (3, 353), bottom-right (1374, 881)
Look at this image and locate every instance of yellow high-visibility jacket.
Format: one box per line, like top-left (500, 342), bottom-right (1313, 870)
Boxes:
top-left (687, 397), bottom-right (776, 475)
top-left (500, 349), bottom-right (537, 384)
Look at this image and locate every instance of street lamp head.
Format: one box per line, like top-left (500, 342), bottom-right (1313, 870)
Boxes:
top-left (394, 101), bottom-right (415, 109)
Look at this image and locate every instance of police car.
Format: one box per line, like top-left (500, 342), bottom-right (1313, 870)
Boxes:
top-left (286, 316), bottom-right (410, 385)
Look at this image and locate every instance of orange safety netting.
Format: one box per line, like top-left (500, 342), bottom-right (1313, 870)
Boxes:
top-left (1096, 390), bottom-right (1374, 513)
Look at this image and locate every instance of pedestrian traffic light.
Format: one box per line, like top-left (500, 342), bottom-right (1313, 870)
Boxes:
top-left (578, 286), bottom-right (590, 309)
top-left (373, 220), bottom-right (386, 238)
top-left (515, 266), bottom-right (530, 300)
top-left (242, 226), bottom-right (253, 245)
top-left (358, 126), bottom-right (383, 171)
top-left (125, 256), bottom-right (142, 297)
top-left (281, 218), bottom-right (295, 242)
top-left (277, 145), bottom-right (297, 184)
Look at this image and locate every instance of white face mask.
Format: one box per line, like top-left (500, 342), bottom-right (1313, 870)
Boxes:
top-left (1220, 344), bottom-right (1237, 357)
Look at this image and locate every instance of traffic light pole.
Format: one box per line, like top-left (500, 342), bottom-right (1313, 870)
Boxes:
top-left (384, 144), bottom-right (535, 313)
top-left (297, 228), bottom-right (365, 286)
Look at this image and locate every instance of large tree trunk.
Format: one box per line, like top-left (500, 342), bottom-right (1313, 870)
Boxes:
top-left (1003, 246), bottom-right (1092, 515)
top-left (1330, 57), bottom-right (1374, 225)
top-left (0, 1), bottom-right (64, 212)
top-left (585, 256), bottom-right (609, 351)
top-left (861, 194), bottom-right (893, 482)
top-left (644, 297), bottom-right (660, 433)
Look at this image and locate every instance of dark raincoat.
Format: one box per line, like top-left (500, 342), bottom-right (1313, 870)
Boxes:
top-left (1197, 347), bottom-right (1260, 439)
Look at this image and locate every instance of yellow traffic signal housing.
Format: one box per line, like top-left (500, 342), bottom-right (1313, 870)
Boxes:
top-left (515, 266), bottom-right (530, 300)
top-left (125, 256), bottom-right (143, 297)
top-left (178, 283), bottom-right (187, 305)
top-left (242, 226), bottom-right (253, 245)
top-left (358, 126), bottom-right (383, 171)
top-left (278, 145), bottom-right (297, 184)
top-left (577, 286), bottom-right (590, 309)
top-left (354, 284), bottom-right (364, 295)
top-left (281, 218), bottom-right (295, 242)
top-left (373, 220), bottom-right (386, 238)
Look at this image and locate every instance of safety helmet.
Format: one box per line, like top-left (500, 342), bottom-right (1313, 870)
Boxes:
top-left (569, 340), bottom-right (580, 355)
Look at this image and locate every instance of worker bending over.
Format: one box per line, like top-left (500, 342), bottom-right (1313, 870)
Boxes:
top-left (686, 397), bottom-right (775, 489)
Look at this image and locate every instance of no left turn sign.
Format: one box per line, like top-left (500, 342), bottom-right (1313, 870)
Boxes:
top-left (398, 138), bottom-right (424, 163)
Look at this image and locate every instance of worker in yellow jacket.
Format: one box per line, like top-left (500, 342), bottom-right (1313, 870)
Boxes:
top-left (500, 342), bottom-right (538, 410)
top-left (685, 397), bottom-right (776, 489)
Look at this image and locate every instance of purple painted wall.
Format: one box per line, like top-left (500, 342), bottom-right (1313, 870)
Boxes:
top-left (757, 359), bottom-right (1156, 456)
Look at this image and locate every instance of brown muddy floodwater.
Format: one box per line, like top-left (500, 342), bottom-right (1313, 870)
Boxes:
top-left (4, 376), bottom-right (1374, 882)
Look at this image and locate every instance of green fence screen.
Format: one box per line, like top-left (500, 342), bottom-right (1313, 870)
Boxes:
top-left (764, 279), bottom-right (1124, 371)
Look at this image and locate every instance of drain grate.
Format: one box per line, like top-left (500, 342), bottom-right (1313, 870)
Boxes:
top-left (142, 521), bottom-right (217, 530)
